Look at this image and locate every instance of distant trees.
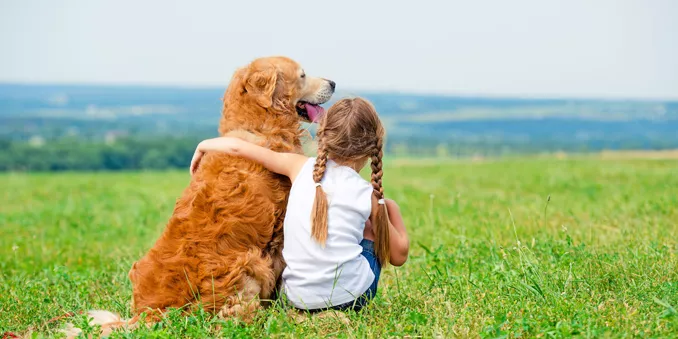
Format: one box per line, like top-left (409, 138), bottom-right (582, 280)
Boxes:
top-left (1, 132), bottom-right (678, 172)
top-left (0, 137), bottom-right (201, 171)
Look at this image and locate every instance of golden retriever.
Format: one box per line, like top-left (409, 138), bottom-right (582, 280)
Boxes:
top-left (129, 56), bottom-right (334, 318)
top-left (63, 56), bottom-right (334, 337)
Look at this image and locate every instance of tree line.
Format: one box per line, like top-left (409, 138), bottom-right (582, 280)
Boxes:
top-left (0, 137), bottom-right (202, 171)
top-left (1, 135), bottom-right (677, 172)
top-left (0, 136), bottom-right (502, 172)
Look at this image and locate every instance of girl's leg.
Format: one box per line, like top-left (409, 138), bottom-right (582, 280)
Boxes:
top-left (335, 239), bottom-right (382, 311)
top-left (360, 239), bottom-right (381, 298)
top-left (306, 239), bottom-right (382, 313)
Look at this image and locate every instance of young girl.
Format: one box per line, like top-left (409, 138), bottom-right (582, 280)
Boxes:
top-left (189, 98), bottom-right (409, 312)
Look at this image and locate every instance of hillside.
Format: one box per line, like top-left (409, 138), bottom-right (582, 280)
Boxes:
top-left (1, 83), bottom-right (677, 171)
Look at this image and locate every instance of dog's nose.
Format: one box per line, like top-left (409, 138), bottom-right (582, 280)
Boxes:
top-left (328, 80), bottom-right (336, 91)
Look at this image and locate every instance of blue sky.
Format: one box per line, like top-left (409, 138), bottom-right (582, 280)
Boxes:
top-left (1, 0), bottom-right (676, 99)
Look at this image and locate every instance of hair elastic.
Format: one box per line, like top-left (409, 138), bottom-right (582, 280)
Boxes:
top-left (315, 183), bottom-right (322, 187)
top-left (378, 199), bottom-right (385, 205)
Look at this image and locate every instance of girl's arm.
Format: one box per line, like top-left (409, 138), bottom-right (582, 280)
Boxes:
top-left (190, 137), bottom-right (308, 182)
top-left (370, 197), bottom-right (410, 266)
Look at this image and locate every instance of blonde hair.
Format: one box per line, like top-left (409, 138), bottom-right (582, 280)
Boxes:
top-left (310, 97), bottom-right (390, 266)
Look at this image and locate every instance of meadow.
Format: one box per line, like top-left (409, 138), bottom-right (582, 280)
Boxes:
top-left (1, 157), bottom-right (677, 338)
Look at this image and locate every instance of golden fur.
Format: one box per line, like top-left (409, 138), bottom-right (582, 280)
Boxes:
top-left (127, 56), bottom-right (334, 320)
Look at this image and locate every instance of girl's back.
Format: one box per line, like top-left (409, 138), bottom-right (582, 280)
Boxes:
top-left (282, 158), bottom-right (375, 309)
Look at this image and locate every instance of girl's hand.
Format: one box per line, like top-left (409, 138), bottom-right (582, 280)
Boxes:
top-left (190, 148), bottom-right (205, 176)
top-left (190, 137), bottom-right (241, 175)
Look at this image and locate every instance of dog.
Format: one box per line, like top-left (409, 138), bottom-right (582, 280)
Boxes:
top-left (129, 56), bottom-right (334, 317)
top-left (63, 56), bottom-right (334, 337)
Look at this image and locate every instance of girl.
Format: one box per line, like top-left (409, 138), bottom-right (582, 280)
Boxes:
top-left (190, 98), bottom-right (409, 312)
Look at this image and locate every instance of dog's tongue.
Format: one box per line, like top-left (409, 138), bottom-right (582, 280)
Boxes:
top-left (304, 103), bottom-right (324, 122)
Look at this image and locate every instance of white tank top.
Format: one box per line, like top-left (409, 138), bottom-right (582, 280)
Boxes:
top-left (281, 157), bottom-right (375, 309)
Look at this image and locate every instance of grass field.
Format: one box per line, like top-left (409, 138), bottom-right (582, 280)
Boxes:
top-left (1, 158), bottom-right (677, 338)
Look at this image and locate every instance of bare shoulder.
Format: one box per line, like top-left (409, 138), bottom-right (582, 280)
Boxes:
top-left (371, 196), bottom-right (400, 210)
top-left (384, 198), bottom-right (400, 210)
top-left (285, 153), bottom-right (310, 182)
top-left (284, 153), bottom-right (310, 168)
top-left (383, 198), bottom-right (405, 228)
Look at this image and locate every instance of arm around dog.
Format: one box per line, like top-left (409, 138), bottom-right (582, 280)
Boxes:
top-left (191, 137), bottom-right (308, 182)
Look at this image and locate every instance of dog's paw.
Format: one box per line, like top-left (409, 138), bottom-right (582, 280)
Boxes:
top-left (313, 310), bottom-right (350, 325)
top-left (217, 301), bottom-right (262, 323)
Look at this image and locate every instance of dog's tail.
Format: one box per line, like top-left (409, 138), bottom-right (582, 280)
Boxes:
top-left (62, 310), bottom-right (134, 339)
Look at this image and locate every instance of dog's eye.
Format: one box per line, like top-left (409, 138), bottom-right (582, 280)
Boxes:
top-left (300, 73), bottom-right (305, 78)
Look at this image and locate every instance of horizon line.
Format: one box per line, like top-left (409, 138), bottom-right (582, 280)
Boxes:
top-left (1, 80), bottom-right (676, 103)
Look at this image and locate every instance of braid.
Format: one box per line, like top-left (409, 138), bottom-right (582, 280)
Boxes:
top-left (370, 138), bottom-right (384, 199)
top-left (313, 135), bottom-right (328, 183)
top-left (310, 133), bottom-right (330, 246)
top-left (371, 136), bottom-right (390, 266)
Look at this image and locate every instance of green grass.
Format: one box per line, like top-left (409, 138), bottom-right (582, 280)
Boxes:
top-left (1, 158), bottom-right (677, 338)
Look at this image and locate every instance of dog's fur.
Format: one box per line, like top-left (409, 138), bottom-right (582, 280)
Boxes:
top-left (63, 57), bottom-right (334, 337)
top-left (128, 56), bottom-right (334, 319)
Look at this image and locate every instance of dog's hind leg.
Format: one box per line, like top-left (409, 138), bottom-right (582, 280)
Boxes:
top-left (217, 276), bottom-right (263, 322)
top-left (264, 218), bottom-right (286, 302)
top-left (216, 248), bottom-right (275, 322)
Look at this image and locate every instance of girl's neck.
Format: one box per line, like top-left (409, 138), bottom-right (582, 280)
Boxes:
top-left (329, 157), bottom-right (366, 173)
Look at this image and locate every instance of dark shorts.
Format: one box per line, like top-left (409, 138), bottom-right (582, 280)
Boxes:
top-left (305, 239), bottom-right (382, 313)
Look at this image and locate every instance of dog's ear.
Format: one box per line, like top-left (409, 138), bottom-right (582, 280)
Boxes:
top-left (223, 67), bottom-right (247, 102)
top-left (245, 66), bottom-right (278, 108)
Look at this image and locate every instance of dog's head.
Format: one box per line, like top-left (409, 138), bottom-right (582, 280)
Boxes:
top-left (230, 56), bottom-right (335, 122)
